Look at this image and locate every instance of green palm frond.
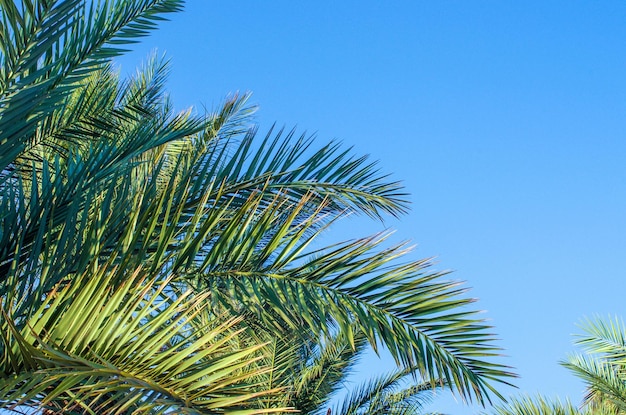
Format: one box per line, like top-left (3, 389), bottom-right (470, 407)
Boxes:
top-left (288, 329), bottom-right (369, 413)
top-left (332, 368), bottom-right (442, 415)
top-left (560, 316), bottom-right (626, 414)
top-left (489, 395), bottom-right (585, 415)
top-left (216, 126), bottom-right (409, 220)
top-left (249, 323), bottom-right (437, 415)
top-left (564, 354), bottom-right (626, 414)
top-left (575, 316), bottom-right (626, 361)
top-left (193, 228), bottom-right (513, 404)
top-left (20, 53), bottom-right (175, 168)
top-left (0, 261), bottom-right (286, 414)
top-left (494, 316), bottom-right (626, 415)
top-left (0, 53), bottom-right (207, 297)
top-left (256, 327), bottom-right (370, 414)
top-left (0, 0), bottom-right (183, 173)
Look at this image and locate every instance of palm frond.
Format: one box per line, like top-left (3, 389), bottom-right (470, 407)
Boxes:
top-left (290, 330), bottom-right (369, 412)
top-left (489, 395), bottom-right (584, 415)
top-left (0, 0), bottom-right (184, 173)
top-left (194, 230), bottom-right (514, 404)
top-left (0, 262), bottom-right (287, 414)
top-left (575, 316), bottom-right (626, 362)
top-left (563, 353), bottom-right (626, 413)
top-left (558, 316), bottom-right (626, 414)
top-left (206, 125), bottom-right (409, 220)
top-left (332, 368), bottom-right (442, 415)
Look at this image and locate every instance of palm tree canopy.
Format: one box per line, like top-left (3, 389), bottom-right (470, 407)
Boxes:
top-left (0, 0), bottom-right (515, 413)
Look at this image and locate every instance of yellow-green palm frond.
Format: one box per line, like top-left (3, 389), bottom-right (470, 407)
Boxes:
top-left (489, 395), bottom-right (585, 415)
top-left (0, 262), bottom-right (287, 414)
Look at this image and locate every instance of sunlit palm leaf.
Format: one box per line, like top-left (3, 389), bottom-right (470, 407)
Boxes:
top-left (489, 395), bottom-right (585, 415)
top-left (0, 263), bottom-right (286, 414)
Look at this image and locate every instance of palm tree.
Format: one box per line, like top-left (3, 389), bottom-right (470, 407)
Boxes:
top-left (0, 0), bottom-right (514, 413)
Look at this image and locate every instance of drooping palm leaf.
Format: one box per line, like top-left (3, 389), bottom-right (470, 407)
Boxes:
top-left (191, 225), bottom-right (514, 403)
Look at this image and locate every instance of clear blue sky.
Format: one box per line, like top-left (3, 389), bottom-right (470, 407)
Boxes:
top-left (118, 2), bottom-right (626, 413)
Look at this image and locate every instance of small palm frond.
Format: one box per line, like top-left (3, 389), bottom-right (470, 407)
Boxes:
top-left (289, 330), bottom-right (369, 412)
top-left (575, 316), bottom-right (626, 362)
top-left (332, 369), bottom-right (442, 415)
top-left (560, 316), bottom-right (626, 414)
top-left (489, 395), bottom-right (585, 415)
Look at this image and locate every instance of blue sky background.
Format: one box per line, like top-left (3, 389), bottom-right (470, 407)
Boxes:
top-left (118, 2), bottom-right (626, 413)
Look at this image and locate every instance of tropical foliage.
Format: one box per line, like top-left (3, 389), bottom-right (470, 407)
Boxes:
top-left (563, 316), bottom-right (626, 414)
top-left (253, 325), bottom-right (445, 415)
top-left (490, 395), bottom-right (587, 415)
top-left (0, 0), bottom-right (514, 413)
top-left (491, 316), bottom-right (626, 415)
